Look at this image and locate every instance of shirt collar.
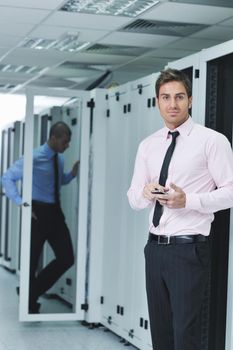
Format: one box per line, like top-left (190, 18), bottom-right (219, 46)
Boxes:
top-left (161, 116), bottom-right (194, 139)
top-left (43, 142), bottom-right (56, 159)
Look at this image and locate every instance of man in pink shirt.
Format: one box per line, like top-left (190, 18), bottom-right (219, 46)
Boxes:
top-left (127, 68), bottom-right (233, 350)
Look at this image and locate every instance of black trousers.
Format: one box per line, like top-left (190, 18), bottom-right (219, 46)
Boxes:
top-left (144, 237), bottom-right (210, 350)
top-left (29, 202), bottom-right (74, 310)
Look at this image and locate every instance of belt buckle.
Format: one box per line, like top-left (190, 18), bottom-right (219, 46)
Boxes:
top-left (158, 235), bottom-right (170, 245)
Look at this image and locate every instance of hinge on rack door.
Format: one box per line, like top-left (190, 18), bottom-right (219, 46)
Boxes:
top-left (87, 99), bottom-right (95, 108)
top-left (81, 303), bottom-right (89, 311)
top-left (195, 69), bottom-right (200, 78)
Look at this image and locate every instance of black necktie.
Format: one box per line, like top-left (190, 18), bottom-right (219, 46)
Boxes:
top-left (152, 131), bottom-right (179, 228)
top-left (53, 153), bottom-right (60, 206)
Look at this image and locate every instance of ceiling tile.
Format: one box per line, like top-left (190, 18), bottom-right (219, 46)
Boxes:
top-left (29, 25), bottom-right (108, 42)
top-left (148, 47), bottom-right (196, 59)
top-left (0, 22), bottom-right (34, 37)
top-left (191, 25), bottom-right (233, 41)
top-left (28, 75), bottom-right (75, 88)
top-left (85, 44), bottom-right (150, 57)
top-left (170, 0), bottom-right (233, 8)
top-left (47, 65), bottom-right (101, 79)
top-left (124, 56), bottom-right (168, 68)
top-left (2, 48), bottom-right (71, 67)
top-left (0, 35), bottom-right (24, 48)
top-left (0, 75), bottom-right (28, 84)
top-left (168, 37), bottom-right (221, 50)
top-left (99, 32), bottom-right (180, 48)
top-left (66, 53), bottom-right (134, 65)
top-left (0, 6), bottom-right (50, 24)
top-left (219, 16), bottom-right (233, 26)
top-left (0, 47), bottom-right (9, 56)
top-left (0, 0), bottom-right (64, 9)
top-left (44, 11), bottom-right (130, 30)
top-left (142, 2), bottom-right (233, 25)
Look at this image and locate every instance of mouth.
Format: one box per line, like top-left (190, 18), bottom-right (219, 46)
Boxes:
top-left (169, 112), bottom-right (179, 117)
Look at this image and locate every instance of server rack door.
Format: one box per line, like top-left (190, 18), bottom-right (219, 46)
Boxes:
top-left (0, 129), bottom-right (7, 261)
top-left (19, 88), bottom-right (90, 322)
top-left (4, 127), bottom-right (14, 265)
top-left (127, 74), bottom-right (163, 350)
top-left (204, 53), bottom-right (233, 350)
top-left (84, 89), bottom-right (108, 324)
top-left (9, 121), bottom-right (24, 273)
top-left (100, 85), bottom-right (130, 338)
top-left (46, 103), bottom-right (81, 307)
top-left (163, 53), bottom-right (215, 350)
top-left (0, 128), bottom-right (11, 268)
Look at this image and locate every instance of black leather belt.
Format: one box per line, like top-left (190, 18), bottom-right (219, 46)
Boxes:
top-left (149, 233), bottom-right (208, 245)
top-left (32, 200), bottom-right (56, 207)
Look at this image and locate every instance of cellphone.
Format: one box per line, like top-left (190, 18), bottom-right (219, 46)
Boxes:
top-left (151, 190), bottom-right (166, 195)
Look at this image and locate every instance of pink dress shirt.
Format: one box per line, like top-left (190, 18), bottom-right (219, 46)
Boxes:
top-left (127, 117), bottom-right (233, 236)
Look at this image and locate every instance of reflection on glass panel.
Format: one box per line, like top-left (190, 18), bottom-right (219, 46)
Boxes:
top-left (29, 95), bottom-right (81, 314)
top-left (28, 95), bottom-right (81, 314)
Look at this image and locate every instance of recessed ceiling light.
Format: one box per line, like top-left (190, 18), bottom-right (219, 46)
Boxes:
top-left (21, 33), bottom-right (89, 53)
top-left (60, 0), bottom-right (160, 17)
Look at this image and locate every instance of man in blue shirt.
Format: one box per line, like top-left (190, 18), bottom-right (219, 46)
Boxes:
top-left (2, 121), bottom-right (79, 313)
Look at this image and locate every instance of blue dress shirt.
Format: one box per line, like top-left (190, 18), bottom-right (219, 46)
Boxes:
top-left (2, 142), bottom-right (74, 205)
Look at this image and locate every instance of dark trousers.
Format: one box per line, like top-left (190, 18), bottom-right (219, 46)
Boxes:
top-left (29, 202), bottom-right (74, 309)
top-left (144, 237), bottom-right (210, 350)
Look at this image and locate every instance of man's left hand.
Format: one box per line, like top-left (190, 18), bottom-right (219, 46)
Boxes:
top-left (71, 160), bottom-right (80, 177)
top-left (156, 183), bottom-right (186, 209)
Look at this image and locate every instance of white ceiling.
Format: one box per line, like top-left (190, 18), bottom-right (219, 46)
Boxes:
top-left (0, 0), bottom-right (233, 93)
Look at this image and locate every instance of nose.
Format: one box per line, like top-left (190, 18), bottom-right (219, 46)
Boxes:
top-left (170, 97), bottom-right (177, 108)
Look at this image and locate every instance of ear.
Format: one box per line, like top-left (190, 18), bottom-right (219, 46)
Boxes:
top-left (188, 96), bottom-right (192, 109)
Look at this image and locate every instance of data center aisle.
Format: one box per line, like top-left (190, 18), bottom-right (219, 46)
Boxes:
top-left (0, 267), bottom-right (132, 350)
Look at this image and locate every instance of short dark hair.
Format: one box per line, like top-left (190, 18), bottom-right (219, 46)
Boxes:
top-left (49, 121), bottom-right (71, 139)
top-left (155, 68), bottom-right (192, 98)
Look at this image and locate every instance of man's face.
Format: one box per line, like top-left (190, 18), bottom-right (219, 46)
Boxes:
top-left (52, 134), bottom-right (70, 153)
top-left (156, 81), bottom-right (192, 130)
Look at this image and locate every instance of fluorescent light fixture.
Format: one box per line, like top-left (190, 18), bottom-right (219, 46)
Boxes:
top-left (21, 33), bottom-right (89, 53)
top-left (0, 64), bottom-right (42, 74)
top-left (60, 0), bottom-right (160, 17)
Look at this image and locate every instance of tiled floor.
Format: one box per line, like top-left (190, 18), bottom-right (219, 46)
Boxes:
top-left (0, 267), bottom-right (133, 350)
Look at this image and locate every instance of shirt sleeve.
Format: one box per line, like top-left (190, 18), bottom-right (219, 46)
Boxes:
top-left (61, 171), bottom-right (74, 185)
top-left (127, 142), bottom-right (154, 210)
top-left (58, 154), bottom-right (74, 185)
top-left (1, 157), bottom-right (23, 205)
top-left (186, 133), bottom-right (233, 214)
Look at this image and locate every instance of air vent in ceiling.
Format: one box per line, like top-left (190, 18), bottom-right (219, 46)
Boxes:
top-left (121, 19), bottom-right (208, 36)
top-left (85, 43), bottom-right (149, 56)
top-left (170, 0), bottom-right (233, 8)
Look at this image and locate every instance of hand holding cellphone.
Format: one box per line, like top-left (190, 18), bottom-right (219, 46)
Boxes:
top-left (151, 189), bottom-right (166, 195)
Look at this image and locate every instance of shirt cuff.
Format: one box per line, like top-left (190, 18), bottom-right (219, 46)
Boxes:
top-left (15, 197), bottom-right (23, 206)
top-left (185, 193), bottom-right (202, 211)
